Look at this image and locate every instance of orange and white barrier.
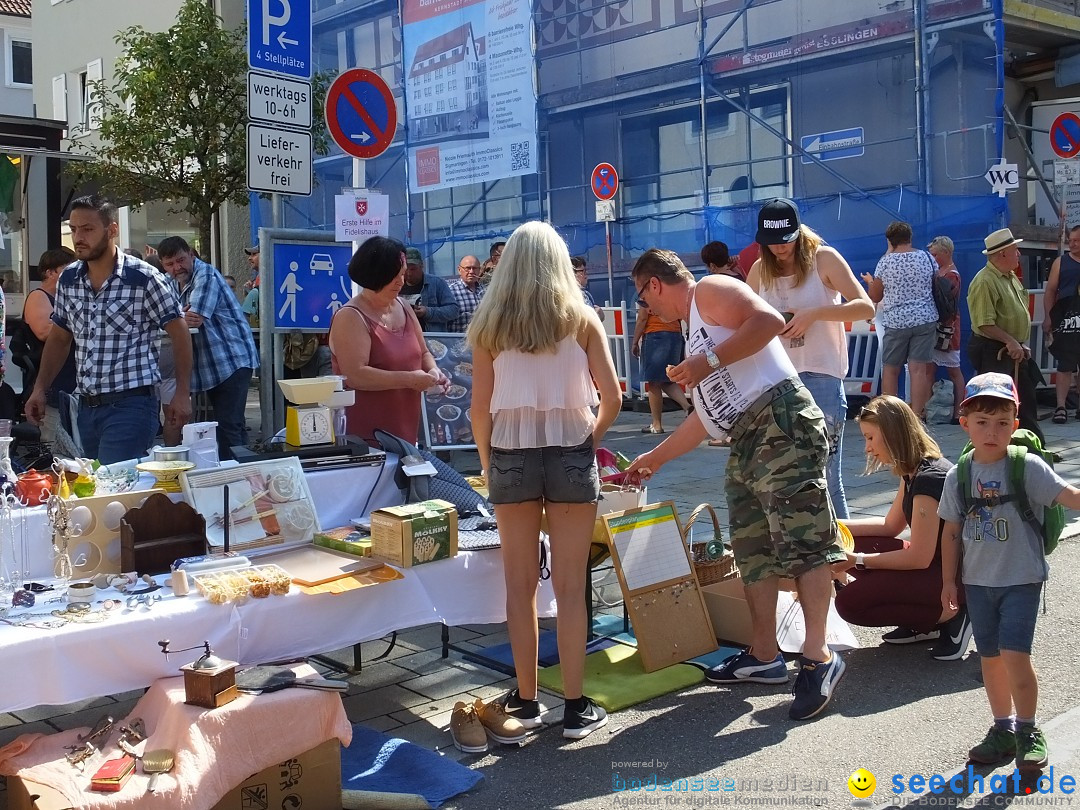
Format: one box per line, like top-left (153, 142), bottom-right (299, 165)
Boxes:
top-left (601, 304), bottom-right (633, 397)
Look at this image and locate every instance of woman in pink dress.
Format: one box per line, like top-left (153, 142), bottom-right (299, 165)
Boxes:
top-left (329, 236), bottom-right (448, 445)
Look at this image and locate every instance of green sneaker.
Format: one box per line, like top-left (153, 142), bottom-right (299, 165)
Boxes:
top-left (1016, 724), bottom-right (1049, 769)
top-left (968, 726), bottom-right (1016, 764)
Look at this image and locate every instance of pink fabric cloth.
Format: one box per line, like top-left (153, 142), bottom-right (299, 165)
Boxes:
top-left (331, 300), bottom-right (425, 445)
top-left (0, 668), bottom-right (351, 810)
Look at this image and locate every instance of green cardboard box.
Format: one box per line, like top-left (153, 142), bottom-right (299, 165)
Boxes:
top-left (313, 527), bottom-right (372, 557)
top-left (370, 499), bottom-right (458, 567)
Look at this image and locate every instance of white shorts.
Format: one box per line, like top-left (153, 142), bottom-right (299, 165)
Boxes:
top-left (932, 347), bottom-right (960, 368)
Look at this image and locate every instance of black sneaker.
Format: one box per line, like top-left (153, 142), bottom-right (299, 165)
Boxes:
top-left (881, 627), bottom-right (940, 645)
top-left (562, 696), bottom-right (608, 739)
top-left (789, 653), bottom-right (845, 721)
top-left (930, 607), bottom-right (973, 661)
top-left (496, 689), bottom-right (543, 729)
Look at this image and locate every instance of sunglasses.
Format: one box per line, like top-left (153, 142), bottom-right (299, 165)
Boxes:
top-left (635, 276), bottom-right (656, 309)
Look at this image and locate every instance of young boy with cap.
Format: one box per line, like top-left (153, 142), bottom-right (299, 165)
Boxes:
top-left (938, 372), bottom-right (1080, 769)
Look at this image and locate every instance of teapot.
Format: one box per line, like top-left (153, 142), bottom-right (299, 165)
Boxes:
top-left (16, 470), bottom-right (53, 506)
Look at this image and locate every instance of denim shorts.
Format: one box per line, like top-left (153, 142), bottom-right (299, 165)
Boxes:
top-left (488, 438), bottom-right (600, 504)
top-left (965, 582), bottom-right (1043, 656)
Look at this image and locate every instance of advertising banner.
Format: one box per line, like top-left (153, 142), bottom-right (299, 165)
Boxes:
top-left (402, 0), bottom-right (537, 193)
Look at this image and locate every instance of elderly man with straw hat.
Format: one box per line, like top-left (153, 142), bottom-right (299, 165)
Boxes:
top-left (966, 227), bottom-right (1044, 442)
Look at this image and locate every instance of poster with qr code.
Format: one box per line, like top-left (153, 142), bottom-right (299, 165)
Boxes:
top-left (402, 0), bottom-right (538, 193)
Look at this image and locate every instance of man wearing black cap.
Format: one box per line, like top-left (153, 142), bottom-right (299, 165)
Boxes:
top-left (967, 227), bottom-right (1043, 442)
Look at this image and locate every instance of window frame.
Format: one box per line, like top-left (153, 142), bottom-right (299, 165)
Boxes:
top-left (4, 28), bottom-right (32, 90)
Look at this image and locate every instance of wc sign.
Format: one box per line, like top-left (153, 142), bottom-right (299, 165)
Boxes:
top-left (985, 159), bottom-right (1019, 197)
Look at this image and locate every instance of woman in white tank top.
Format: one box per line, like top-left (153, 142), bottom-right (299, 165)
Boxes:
top-left (748, 217), bottom-right (874, 519)
top-left (467, 221), bottom-right (622, 741)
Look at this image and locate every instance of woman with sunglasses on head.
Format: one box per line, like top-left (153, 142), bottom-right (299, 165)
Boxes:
top-left (746, 199), bottom-right (874, 519)
top-left (468, 221), bottom-right (621, 743)
top-left (834, 395), bottom-right (970, 661)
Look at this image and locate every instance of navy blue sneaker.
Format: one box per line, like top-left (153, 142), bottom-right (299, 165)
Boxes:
top-left (705, 651), bottom-right (788, 684)
top-left (789, 653), bottom-right (846, 720)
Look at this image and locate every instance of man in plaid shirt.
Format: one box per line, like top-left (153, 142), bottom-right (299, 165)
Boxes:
top-left (26, 196), bottom-right (193, 463)
top-left (158, 237), bottom-right (260, 460)
top-left (446, 255), bottom-right (485, 332)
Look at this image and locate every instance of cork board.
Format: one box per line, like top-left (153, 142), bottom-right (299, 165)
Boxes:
top-left (601, 501), bottom-right (717, 672)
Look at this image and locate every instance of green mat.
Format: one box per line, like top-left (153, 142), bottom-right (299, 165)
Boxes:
top-left (537, 643), bottom-right (704, 712)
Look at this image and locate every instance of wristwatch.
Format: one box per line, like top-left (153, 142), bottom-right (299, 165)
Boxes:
top-left (704, 350), bottom-right (721, 370)
top-left (854, 553), bottom-right (866, 571)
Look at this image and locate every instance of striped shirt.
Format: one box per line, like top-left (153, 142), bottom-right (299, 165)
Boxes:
top-left (179, 258), bottom-right (260, 391)
top-left (446, 279), bottom-right (485, 332)
top-left (53, 249), bottom-right (181, 395)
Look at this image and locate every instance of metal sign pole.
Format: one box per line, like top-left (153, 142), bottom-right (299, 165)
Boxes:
top-left (605, 220), bottom-right (614, 305)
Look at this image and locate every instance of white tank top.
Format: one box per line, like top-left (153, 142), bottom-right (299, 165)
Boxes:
top-left (758, 261), bottom-right (849, 378)
top-left (490, 334), bottom-right (598, 449)
top-left (688, 287), bottom-right (798, 437)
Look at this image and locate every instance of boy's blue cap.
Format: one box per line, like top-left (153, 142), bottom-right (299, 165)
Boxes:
top-left (961, 372), bottom-right (1019, 409)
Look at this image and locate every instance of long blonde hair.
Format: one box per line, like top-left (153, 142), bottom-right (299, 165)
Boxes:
top-left (467, 221), bottom-right (589, 354)
top-left (856, 395), bottom-right (943, 476)
top-left (757, 224), bottom-right (824, 291)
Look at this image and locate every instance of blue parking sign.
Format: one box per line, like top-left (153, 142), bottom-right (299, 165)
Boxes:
top-left (272, 242), bottom-right (354, 329)
top-left (248, 0), bottom-right (312, 79)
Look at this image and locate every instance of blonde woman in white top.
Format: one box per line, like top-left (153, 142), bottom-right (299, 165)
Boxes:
top-left (468, 221), bottom-right (621, 742)
top-left (747, 200), bottom-right (874, 519)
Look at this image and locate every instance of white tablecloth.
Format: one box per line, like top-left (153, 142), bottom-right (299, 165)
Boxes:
top-left (0, 549), bottom-right (556, 713)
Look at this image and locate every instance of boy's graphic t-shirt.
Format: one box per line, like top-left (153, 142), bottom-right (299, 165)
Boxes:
top-left (938, 454), bottom-right (1065, 587)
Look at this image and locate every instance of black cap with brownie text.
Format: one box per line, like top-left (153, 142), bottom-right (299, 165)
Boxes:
top-left (755, 198), bottom-right (801, 246)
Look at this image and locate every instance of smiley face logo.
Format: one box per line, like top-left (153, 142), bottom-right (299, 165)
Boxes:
top-left (847, 768), bottom-right (876, 798)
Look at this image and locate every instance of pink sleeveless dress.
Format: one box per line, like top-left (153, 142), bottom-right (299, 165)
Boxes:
top-left (330, 300), bottom-right (424, 445)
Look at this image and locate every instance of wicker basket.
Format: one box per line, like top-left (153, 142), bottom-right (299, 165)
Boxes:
top-left (683, 503), bottom-right (736, 586)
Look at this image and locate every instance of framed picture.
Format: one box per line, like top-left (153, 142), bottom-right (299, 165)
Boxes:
top-left (420, 332), bottom-right (476, 450)
top-left (180, 458), bottom-right (321, 553)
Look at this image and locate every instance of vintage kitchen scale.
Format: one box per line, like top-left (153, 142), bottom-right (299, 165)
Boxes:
top-left (279, 376), bottom-right (353, 447)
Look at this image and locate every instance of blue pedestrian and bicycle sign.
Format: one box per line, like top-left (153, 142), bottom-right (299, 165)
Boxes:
top-left (248, 0), bottom-right (312, 80)
top-left (800, 127), bottom-right (864, 164)
top-left (1050, 112), bottom-right (1080, 160)
top-left (325, 69), bottom-right (397, 160)
top-left (272, 242), bottom-right (354, 329)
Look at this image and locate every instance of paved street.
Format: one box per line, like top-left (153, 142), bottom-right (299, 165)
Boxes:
top-left (2, 405), bottom-right (1080, 809)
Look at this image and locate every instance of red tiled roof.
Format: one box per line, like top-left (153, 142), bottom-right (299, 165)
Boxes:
top-left (409, 23), bottom-right (473, 78)
top-left (0, 0), bottom-right (31, 18)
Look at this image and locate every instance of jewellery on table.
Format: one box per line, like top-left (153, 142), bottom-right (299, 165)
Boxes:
top-left (46, 493), bottom-right (74, 581)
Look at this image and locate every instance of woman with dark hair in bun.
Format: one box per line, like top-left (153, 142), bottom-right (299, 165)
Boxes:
top-left (329, 236), bottom-right (449, 445)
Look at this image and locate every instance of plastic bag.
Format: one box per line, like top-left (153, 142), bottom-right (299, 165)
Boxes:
top-left (925, 380), bottom-right (954, 425)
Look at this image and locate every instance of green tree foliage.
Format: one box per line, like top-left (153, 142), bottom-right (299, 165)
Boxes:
top-left (70, 0), bottom-right (329, 256)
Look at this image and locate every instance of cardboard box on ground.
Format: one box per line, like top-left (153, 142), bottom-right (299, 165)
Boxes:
top-left (7, 739), bottom-right (341, 810)
top-left (700, 576), bottom-right (858, 652)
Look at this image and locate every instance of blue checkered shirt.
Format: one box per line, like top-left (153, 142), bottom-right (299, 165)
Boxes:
top-left (53, 250), bottom-right (182, 395)
top-left (179, 258), bottom-right (260, 391)
top-left (446, 280), bottom-right (485, 332)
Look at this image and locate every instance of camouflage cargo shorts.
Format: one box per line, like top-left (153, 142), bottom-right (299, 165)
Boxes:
top-left (725, 382), bottom-right (844, 585)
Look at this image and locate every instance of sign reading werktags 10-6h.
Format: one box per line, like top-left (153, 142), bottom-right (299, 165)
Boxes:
top-left (401, 0), bottom-right (537, 193)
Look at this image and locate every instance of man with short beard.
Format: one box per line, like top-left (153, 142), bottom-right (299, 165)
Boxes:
top-left (26, 195), bottom-right (192, 463)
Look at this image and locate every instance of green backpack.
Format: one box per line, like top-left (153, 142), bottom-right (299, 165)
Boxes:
top-left (955, 429), bottom-right (1064, 555)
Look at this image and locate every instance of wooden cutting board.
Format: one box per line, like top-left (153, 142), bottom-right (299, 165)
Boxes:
top-left (258, 545), bottom-right (383, 586)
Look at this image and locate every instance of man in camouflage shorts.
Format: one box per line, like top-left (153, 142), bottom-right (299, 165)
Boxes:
top-left (627, 245), bottom-right (846, 721)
